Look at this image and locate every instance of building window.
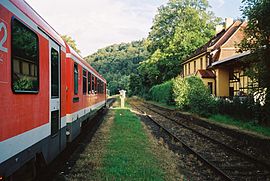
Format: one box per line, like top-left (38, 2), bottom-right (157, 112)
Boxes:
top-left (194, 61), bottom-right (196, 73)
top-left (184, 64), bottom-right (187, 76)
top-left (74, 63), bottom-right (78, 95)
top-left (91, 75), bottom-right (95, 93)
top-left (83, 69), bottom-right (87, 95)
top-left (88, 72), bottom-right (91, 94)
top-left (200, 58), bottom-right (203, 69)
top-left (188, 63), bottom-right (190, 75)
top-left (12, 18), bottom-right (39, 93)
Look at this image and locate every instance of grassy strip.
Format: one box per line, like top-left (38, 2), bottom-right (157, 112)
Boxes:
top-left (147, 99), bottom-right (270, 138)
top-left (209, 114), bottom-right (270, 137)
top-left (101, 108), bottom-right (165, 180)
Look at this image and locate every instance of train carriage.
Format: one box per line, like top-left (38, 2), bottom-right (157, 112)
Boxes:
top-left (0, 0), bottom-right (106, 179)
top-left (65, 45), bottom-right (107, 142)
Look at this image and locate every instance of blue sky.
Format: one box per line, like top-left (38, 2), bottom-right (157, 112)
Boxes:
top-left (209, 0), bottom-right (242, 19)
top-left (25, 0), bottom-right (242, 56)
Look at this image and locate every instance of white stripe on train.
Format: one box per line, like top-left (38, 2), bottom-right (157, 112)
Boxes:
top-left (0, 100), bottom-right (105, 164)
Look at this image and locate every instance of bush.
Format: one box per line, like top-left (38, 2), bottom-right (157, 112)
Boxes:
top-left (173, 76), bottom-right (216, 116)
top-left (149, 80), bottom-right (174, 105)
top-left (216, 96), bottom-right (260, 121)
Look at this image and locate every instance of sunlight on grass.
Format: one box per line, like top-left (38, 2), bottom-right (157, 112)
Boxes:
top-left (101, 108), bottom-right (165, 180)
top-left (210, 114), bottom-right (270, 137)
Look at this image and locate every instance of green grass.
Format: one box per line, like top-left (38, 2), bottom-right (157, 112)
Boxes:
top-left (101, 108), bottom-right (165, 180)
top-left (209, 114), bottom-right (270, 137)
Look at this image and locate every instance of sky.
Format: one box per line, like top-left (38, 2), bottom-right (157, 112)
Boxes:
top-left (25, 0), bottom-right (243, 57)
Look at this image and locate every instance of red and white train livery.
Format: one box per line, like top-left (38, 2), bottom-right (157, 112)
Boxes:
top-left (0, 0), bottom-right (107, 179)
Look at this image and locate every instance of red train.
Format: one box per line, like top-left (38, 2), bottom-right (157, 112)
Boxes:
top-left (0, 0), bottom-right (107, 179)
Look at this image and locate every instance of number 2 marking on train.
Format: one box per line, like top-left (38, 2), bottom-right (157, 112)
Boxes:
top-left (0, 22), bottom-right (8, 53)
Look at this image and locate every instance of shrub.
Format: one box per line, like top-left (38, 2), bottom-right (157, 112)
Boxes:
top-left (173, 76), bottom-right (216, 116)
top-left (149, 80), bottom-right (174, 105)
top-left (216, 96), bottom-right (260, 121)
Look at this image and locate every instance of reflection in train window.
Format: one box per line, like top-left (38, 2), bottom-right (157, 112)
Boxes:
top-left (12, 18), bottom-right (39, 93)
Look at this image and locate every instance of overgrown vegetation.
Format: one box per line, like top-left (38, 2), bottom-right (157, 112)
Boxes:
top-left (149, 80), bottom-right (174, 105)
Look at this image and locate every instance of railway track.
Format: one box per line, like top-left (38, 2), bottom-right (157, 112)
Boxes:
top-left (131, 101), bottom-right (270, 181)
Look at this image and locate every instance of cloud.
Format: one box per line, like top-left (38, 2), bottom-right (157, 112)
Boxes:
top-left (25, 0), bottom-right (167, 56)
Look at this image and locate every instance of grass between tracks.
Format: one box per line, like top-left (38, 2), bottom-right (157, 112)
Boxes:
top-left (101, 108), bottom-right (165, 180)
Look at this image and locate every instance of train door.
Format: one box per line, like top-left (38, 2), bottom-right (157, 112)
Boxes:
top-left (48, 39), bottom-right (61, 160)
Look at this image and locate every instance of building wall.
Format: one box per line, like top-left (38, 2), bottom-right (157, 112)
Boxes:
top-left (183, 55), bottom-right (208, 77)
top-left (200, 77), bottom-right (216, 95)
top-left (229, 67), bottom-right (255, 96)
top-left (216, 68), bottom-right (229, 97)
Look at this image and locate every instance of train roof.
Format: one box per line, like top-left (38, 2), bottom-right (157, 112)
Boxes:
top-left (66, 44), bottom-right (106, 83)
top-left (9, 0), bottom-right (106, 83)
top-left (10, 0), bottom-right (66, 47)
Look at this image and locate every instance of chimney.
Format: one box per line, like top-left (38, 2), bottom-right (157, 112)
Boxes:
top-left (215, 25), bottom-right (224, 34)
top-left (225, 17), bottom-right (234, 29)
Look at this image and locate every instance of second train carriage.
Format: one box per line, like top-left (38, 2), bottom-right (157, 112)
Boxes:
top-left (0, 0), bottom-right (106, 179)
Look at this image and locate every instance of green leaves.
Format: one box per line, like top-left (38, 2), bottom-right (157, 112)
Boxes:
top-left (85, 40), bottom-right (150, 95)
top-left (239, 0), bottom-right (270, 123)
top-left (139, 0), bottom-right (220, 88)
top-left (173, 76), bottom-right (216, 116)
top-left (61, 35), bottom-right (81, 54)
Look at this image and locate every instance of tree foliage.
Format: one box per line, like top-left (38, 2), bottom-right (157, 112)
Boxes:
top-left (62, 35), bottom-right (81, 54)
top-left (85, 40), bottom-right (150, 95)
top-left (139, 0), bottom-right (220, 88)
top-left (239, 0), bottom-right (270, 124)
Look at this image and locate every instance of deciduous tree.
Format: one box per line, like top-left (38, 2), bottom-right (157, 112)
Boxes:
top-left (62, 35), bottom-right (81, 54)
top-left (140, 0), bottom-right (220, 87)
top-left (239, 0), bottom-right (270, 124)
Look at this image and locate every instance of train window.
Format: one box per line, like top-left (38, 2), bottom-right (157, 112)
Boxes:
top-left (88, 72), bottom-right (91, 94)
top-left (91, 75), bottom-right (95, 93)
top-left (97, 79), bottom-right (100, 93)
top-left (101, 82), bottom-right (104, 93)
top-left (12, 18), bottom-right (39, 93)
top-left (51, 48), bottom-right (59, 98)
top-left (83, 69), bottom-right (87, 95)
top-left (74, 63), bottom-right (78, 95)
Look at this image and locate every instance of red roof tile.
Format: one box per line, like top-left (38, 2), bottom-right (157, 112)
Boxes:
top-left (196, 70), bottom-right (216, 78)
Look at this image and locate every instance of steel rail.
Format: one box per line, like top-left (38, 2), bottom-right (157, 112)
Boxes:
top-left (143, 102), bottom-right (270, 171)
top-left (130, 102), bottom-right (233, 181)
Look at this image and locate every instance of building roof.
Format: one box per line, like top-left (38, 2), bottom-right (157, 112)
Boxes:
top-left (211, 51), bottom-right (251, 67)
top-left (196, 70), bottom-right (216, 78)
top-left (182, 20), bottom-right (243, 65)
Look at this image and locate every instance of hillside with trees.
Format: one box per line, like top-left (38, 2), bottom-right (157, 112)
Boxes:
top-left (85, 40), bottom-right (150, 95)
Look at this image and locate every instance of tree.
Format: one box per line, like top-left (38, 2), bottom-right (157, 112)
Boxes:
top-left (139, 0), bottom-right (220, 87)
top-left (239, 0), bottom-right (270, 124)
top-left (85, 40), bottom-right (150, 95)
top-left (61, 35), bottom-right (81, 54)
